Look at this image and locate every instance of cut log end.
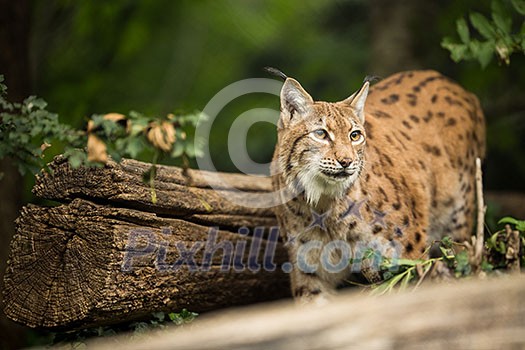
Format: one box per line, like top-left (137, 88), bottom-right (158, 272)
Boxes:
top-left (4, 158), bottom-right (291, 329)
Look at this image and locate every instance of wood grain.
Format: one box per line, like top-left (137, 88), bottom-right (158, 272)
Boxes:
top-left (3, 157), bottom-right (290, 329)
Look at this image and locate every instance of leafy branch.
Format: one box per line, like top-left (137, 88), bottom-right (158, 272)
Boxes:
top-left (0, 75), bottom-right (85, 176)
top-left (486, 217), bottom-right (525, 269)
top-left (364, 237), bottom-right (467, 295)
top-left (361, 220), bottom-right (524, 295)
top-left (0, 75), bottom-right (205, 199)
top-left (441, 0), bottom-right (525, 68)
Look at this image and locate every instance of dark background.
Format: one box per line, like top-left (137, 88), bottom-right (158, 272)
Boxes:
top-left (1, 0), bottom-right (524, 348)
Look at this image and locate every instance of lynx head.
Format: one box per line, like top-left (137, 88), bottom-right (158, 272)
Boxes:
top-left (275, 77), bottom-right (369, 206)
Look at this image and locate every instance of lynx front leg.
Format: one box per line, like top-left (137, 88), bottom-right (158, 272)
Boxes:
top-left (289, 268), bottom-right (335, 305)
top-left (287, 242), bottom-right (340, 305)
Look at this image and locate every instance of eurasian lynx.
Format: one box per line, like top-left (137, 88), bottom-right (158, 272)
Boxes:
top-left (270, 70), bottom-right (485, 302)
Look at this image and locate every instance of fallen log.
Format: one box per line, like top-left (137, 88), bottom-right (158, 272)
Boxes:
top-left (3, 157), bottom-right (290, 329)
top-left (89, 275), bottom-right (525, 350)
top-left (33, 155), bottom-right (277, 228)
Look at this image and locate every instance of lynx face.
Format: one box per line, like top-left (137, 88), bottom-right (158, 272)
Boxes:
top-left (276, 78), bottom-right (370, 206)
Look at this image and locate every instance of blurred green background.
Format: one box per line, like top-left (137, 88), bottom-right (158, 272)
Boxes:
top-left (28, 1), bottom-right (525, 186)
top-left (6, 0), bottom-right (525, 185)
top-left (1, 0), bottom-right (525, 348)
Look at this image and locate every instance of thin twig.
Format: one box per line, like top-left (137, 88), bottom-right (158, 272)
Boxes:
top-left (413, 263), bottom-right (432, 291)
top-left (505, 224), bottom-right (521, 273)
top-left (474, 157), bottom-right (486, 273)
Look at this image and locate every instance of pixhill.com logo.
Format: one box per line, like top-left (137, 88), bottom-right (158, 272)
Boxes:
top-left (121, 76), bottom-right (403, 276)
top-left (121, 208), bottom-right (402, 275)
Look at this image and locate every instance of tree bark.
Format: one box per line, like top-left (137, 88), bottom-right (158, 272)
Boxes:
top-left (0, 0), bottom-right (33, 348)
top-left (33, 155), bottom-right (277, 227)
top-left (3, 157), bottom-right (290, 330)
top-left (368, 0), bottom-right (422, 76)
top-left (88, 275), bottom-right (525, 350)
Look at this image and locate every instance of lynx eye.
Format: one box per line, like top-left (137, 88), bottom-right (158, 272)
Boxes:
top-left (313, 129), bottom-right (329, 140)
top-left (349, 130), bottom-right (363, 142)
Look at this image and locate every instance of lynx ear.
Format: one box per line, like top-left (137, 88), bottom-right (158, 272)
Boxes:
top-left (280, 78), bottom-right (314, 127)
top-left (343, 81), bottom-right (369, 124)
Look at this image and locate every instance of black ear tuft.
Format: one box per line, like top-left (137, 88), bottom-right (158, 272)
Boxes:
top-left (363, 75), bottom-right (382, 84)
top-left (264, 67), bottom-right (288, 81)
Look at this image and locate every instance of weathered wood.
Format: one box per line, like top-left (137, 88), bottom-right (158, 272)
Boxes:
top-left (3, 158), bottom-right (290, 329)
top-left (89, 275), bottom-right (525, 350)
top-left (33, 155), bottom-right (276, 225)
top-left (4, 199), bottom-right (289, 329)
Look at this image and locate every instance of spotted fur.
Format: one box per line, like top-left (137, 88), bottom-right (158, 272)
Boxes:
top-left (271, 70), bottom-right (486, 303)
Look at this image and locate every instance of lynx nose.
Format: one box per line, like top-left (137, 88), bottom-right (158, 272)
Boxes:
top-left (338, 158), bottom-right (352, 168)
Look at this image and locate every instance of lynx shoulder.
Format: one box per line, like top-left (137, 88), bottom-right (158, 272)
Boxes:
top-left (270, 70), bottom-right (486, 302)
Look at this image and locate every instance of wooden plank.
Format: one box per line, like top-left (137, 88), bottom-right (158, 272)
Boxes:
top-left (89, 275), bottom-right (525, 350)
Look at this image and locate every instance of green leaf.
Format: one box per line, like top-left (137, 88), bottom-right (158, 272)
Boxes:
top-left (124, 137), bottom-right (144, 158)
top-left (499, 216), bottom-right (525, 231)
top-left (64, 148), bottom-right (87, 168)
top-left (488, 231), bottom-right (500, 249)
top-left (171, 142), bottom-right (185, 158)
top-left (492, 0), bottom-right (512, 34)
top-left (24, 96), bottom-right (47, 111)
top-left (108, 149), bottom-right (122, 163)
top-left (439, 246), bottom-right (453, 262)
top-left (470, 12), bottom-right (497, 39)
top-left (151, 311), bottom-right (165, 322)
top-left (168, 309), bottom-right (197, 325)
top-left (192, 137), bottom-right (205, 158)
top-left (481, 260), bottom-right (494, 272)
top-left (454, 250), bottom-right (472, 276)
top-left (382, 271), bottom-right (393, 280)
top-left (441, 38), bottom-right (469, 62)
top-left (498, 240), bottom-right (506, 253)
top-left (457, 18), bottom-right (470, 43)
top-left (489, 231), bottom-right (507, 254)
top-left (384, 271), bottom-right (408, 291)
top-left (511, 0), bottom-right (525, 15)
top-left (399, 269), bottom-right (414, 290)
top-left (391, 258), bottom-right (424, 267)
top-left (477, 41), bottom-right (496, 68)
top-left (441, 236), bottom-right (453, 248)
top-left (184, 142), bottom-right (196, 158)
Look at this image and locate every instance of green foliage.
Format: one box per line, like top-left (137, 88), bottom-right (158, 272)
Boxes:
top-left (442, 0), bottom-right (525, 68)
top-left (0, 75), bottom-right (204, 182)
top-left (83, 110), bottom-right (204, 166)
top-left (365, 227), bottom-right (522, 295)
top-left (52, 309), bottom-right (197, 347)
top-left (487, 216), bottom-right (525, 267)
top-left (365, 239), bottom-right (457, 295)
top-left (167, 309), bottom-right (199, 325)
top-left (453, 250), bottom-right (473, 276)
top-left (369, 216), bottom-right (524, 294)
top-left (370, 256), bottom-right (434, 295)
top-left (131, 309), bottom-right (198, 333)
top-left (0, 75), bottom-right (85, 176)
top-left (498, 216), bottom-right (525, 231)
